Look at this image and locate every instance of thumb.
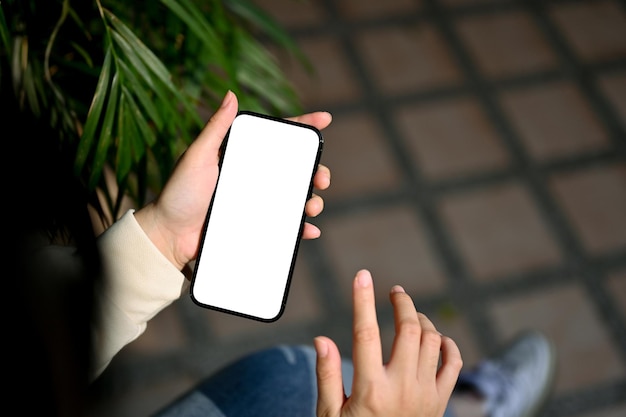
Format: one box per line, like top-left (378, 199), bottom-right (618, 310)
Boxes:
top-left (315, 336), bottom-right (345, 417)
top-left (194, 90), bottom-right (238, 160)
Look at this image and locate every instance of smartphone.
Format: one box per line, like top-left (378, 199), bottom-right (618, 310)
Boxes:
top-left (190, 111), bottom-right (324, 322)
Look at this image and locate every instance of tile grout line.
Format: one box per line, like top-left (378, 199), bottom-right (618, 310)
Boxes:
top-left (422, 1), bottom-right (626, 415)
top-left (526, 0), bottom-right (626, 366)
top-left (92, 1), bottom-right (626, 415)
top-left (315, 0), bottom-right (503, 358)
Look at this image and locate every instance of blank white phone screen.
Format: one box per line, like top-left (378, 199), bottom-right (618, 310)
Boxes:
top-left (190, 112), bottom-right (323, 321)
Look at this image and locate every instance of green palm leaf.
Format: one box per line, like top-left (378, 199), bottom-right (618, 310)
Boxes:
top-left (4, 0), bottom-right (308, 220)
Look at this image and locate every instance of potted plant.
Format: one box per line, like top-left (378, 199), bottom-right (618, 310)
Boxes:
top-left (1, 0), bottom-right (308, 225)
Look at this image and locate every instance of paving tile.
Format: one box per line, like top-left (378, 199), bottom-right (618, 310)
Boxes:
top-left (596, 70), bottom-right (626, 131)
top-left (336, 0), bottom-right (421, 19)
top-left (319, 111), bottom-right (404, 201)
top-left (320, 203), bottom-right (447, 303)
top-left (438, 181), bottom-right (564, 281)
top-left (280, 251), bottom-right (324, 320)
top-left (200, 306), bottom-right (268, 342)
top-left (252, 0), bottom-right (328, 29)
top-left (455, 10), bottom-right (558, 78)
top-left (275, 35), bottom-right (363, 108)
top-left (203, 255), bottom-right (322, 339)
top-left (576, 403), bottom-right (626, 417)
top-left (499, 80), bottom-right (610, 162)
top-left (488, 281), bottom-right (626, 394)
top-left (606, 269), bottom-right (626, 319)
top-left (549, 163), bottom-right (626, 255)
top-left (354, 23), bottom-right (463, 95)
top-left (394, 96), bottom-right (511, 180)
top-left (548, 0), bottom-right (626, 63)
top-left (440, 0), bottom-right (514, 7)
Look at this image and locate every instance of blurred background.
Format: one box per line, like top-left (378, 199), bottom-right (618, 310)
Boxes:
top-left (88, 0), bottom-right (626, 416)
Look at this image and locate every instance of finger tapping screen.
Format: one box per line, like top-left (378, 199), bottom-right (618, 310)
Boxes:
top-left (191, 112), bottom-right (323, 322)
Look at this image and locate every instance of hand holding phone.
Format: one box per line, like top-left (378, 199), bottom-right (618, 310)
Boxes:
top-left (190, 111), bottom-right (324, 322)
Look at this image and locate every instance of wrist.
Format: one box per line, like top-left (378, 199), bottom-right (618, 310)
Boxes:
top-left (134, 205), bottom-right (187, 271)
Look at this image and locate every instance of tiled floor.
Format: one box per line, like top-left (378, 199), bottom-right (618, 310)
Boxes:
top-left (88, 1), bottom-right (626, 416)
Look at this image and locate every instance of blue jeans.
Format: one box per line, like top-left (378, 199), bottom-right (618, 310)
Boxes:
top-left (153, 345), bottom-right (454, 417)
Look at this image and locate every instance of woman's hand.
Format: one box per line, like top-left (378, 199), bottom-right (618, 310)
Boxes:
top-left (135, 90), bottom-right (332, 271)
top-left (314, 270), bottom-right (463, 417)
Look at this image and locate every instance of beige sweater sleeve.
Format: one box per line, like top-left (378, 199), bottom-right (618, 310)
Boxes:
top-left (92, 209), bottom-right (187, 379)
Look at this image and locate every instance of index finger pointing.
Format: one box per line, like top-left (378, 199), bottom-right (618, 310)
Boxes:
top-left (351, 270), bottom-right (384, 385)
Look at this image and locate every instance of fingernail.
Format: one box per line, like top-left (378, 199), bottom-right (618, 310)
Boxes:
top-left (314, 337), bottom-right (328, 358)
top-left (220, 90), bottom-right (234, 109)
top-left (356, 270), bottom-right (372, 288)
top-left (391, 285), bottom-right (405, 294)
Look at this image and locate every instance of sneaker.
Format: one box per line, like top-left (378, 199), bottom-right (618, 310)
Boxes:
top-left (455, 330), bottom-right (557, 417)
